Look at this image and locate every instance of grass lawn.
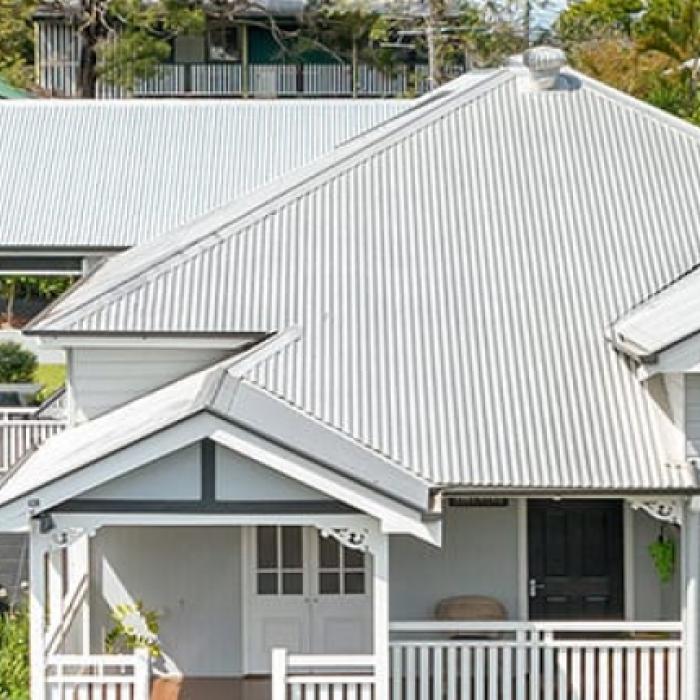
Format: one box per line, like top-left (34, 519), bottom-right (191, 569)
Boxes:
top-left (33, 364), bottom-right (66, 402)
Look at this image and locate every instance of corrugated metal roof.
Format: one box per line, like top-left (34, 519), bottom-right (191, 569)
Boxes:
top-left (612, 265), bottom-right (700, 360)
top-left (29, 68), bottom-right (700, 491)
top-left (0, 99), bottom-right (409, 249)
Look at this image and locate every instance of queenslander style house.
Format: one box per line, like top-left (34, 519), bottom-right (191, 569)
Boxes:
top-left (34, 0), bottom-right (451, 99)
top-left (2, 47), bottom-right (700, 700)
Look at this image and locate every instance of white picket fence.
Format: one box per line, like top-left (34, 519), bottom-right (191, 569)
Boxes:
top-left (272, 649), bottom-right (377, 700)
top-left (0, 410), bottom-right (67, 472)
top-left (45, 652), bottom-right (150, 700)
top-left (389, 621), bottom-right (683, 700)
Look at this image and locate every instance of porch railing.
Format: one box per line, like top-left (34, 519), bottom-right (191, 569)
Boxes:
top-left (389, 620), bottom-right (683, 700)
top-left (81, 62), bottom-right (465, 99)
top-left (0, 409), bottom-right (68, 472)
top-left (272, 649), bottom-right (377, 700)
top-left (45, 652), bottom-right (150, 700)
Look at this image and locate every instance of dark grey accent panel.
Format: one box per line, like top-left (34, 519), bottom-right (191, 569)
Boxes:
top-left (201, 438), bottom-right (216, 503)
top-left (52, 499), bottom-right (357, 514)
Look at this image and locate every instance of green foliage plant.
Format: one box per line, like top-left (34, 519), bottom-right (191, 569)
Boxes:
top-left (649, 529), bottom-right (676, 583)
top-left (0, 606), bottom-right (30, 700)
top-left (105, 601), bottom-right (162, 658)
top-left (0, 342), bottom-right (37, 384)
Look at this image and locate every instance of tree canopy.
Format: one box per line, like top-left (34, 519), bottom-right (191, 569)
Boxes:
top-left (557, 0), bottom-right (700, 124)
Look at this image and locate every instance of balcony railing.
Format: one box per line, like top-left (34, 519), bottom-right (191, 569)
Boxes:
top-left (389, 620), bottom-right (683, 700)
top-left (45, 652), bottom-right (150, 700)
top-left (87, 62), bottom-right (462, 99)
top-left (272, 649), bottom-right (377, 700)
top-left (0, 408), bottom-right (68, 472)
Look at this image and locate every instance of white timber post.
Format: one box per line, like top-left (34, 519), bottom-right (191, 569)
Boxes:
top-left (48, 548), bottom-right (63, 636)
top-left (133, 647), bottom-right (151, 700)
top-left (271, 647), bottom-right (287, 700)
top-left (30, 520), bottom-right (47, 700)
top-left (683, 497), bottom-right (700, 700)
top-left (372, 531), bottom-right (390, 700)
top-left (68, 533), bottom-right (91, 653)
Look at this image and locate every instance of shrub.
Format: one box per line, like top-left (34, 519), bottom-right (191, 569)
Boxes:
top-left (0, 343), bottom-right (37, 384)
top-left (0, 607), bottom-right (29, 700)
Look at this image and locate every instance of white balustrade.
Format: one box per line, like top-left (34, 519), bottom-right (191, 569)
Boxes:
top-left (272, 649), bottom-right (377, 700)
top-left (45, 652), bottom-right (150, 700)
top-left (0, 410), bottom-right (67, 472)
top-left (389, 621), bottom-right (682, 700)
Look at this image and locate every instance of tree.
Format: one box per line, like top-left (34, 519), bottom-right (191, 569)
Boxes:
top-left (636, 0), bottom-right (700, 96)
top-left (0, 0), bottom-right (35, 88)
top-left (556, 0), bottom-right (700, 118)
top-left (0, 342), bottom-right (37, 384)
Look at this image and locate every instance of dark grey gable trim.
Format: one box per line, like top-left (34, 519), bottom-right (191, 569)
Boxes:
top-left (52, 499), bottom-right (356, 514)
top-left (201, 438), bottom-right (216, 503)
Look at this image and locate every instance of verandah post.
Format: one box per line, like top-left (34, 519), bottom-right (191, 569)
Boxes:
top-left (271, 647), bottom-right (287, 700)
top-left (134, 647), bottom-right (151, 700)
top-left (30, 520), bottom-right (47, 700)
top-left (683, 497), bottom-right (700, 700)
top-left (373, 532), bottom-right (390, 700)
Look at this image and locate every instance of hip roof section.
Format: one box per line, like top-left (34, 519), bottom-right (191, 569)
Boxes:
top-left (27, 67), bottom-right (700, 491)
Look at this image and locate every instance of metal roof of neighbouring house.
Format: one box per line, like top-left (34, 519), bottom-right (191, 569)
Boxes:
top-left (0, 99), bottom-right (410, 250)
top-left (27, 63), bottom-right (700, 493)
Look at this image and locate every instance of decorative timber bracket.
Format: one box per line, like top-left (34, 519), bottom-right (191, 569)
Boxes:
top-left (320, 526), bottom-right (375, 553)
top-left (629, 499), bottom-right (683, 526)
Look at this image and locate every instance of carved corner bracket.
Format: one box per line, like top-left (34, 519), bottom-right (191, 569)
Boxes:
top-left (630, 499), bottom-right (683, 526)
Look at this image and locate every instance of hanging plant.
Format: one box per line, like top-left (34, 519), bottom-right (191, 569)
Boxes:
top-left (649, 528), bottom-right (676, 584)
top-left (105, 601), bottom-right (161, 658)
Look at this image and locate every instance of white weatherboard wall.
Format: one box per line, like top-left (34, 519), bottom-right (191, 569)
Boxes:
top-left (90, 526), bottom-right (243, 676)
top-left (67, 347), bottom-right (231, 422)
top-left (389, 502), bottom-right (678, 622)
top-left (632, 508), bottom-right (680, 620)
top-left (390, 502), bottom-right (520, 619)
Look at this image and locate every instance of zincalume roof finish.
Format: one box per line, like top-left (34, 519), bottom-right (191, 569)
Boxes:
top-left (31, 67), bottom-right (700, 491)
top-left (0, 99), bottom-right (409, 249)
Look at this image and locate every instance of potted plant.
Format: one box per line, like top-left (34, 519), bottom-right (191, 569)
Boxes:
top-left (649, 526), bottom-right (676, 584)
top-left (105, 601), bottom-right (161, 658)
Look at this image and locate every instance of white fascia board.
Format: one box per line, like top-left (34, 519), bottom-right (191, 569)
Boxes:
top-left (637, 333), bottom-right (700, 380)
top-left (31, 334), bottom-right (263, 350)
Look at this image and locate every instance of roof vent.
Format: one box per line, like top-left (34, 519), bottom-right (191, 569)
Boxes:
top-left (523, 46), bottom-right (567, 90)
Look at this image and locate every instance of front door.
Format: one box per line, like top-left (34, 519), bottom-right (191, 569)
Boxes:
top-left (245, 526), bottom-right (372, 673)
top-left (528, 500), bottom-right (624, 620)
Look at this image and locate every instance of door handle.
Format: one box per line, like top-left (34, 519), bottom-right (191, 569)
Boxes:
top-left (529, 578), bottom-right (545, 598)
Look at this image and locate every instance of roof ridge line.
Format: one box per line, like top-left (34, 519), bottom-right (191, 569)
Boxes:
top-left (30, 70), bottom-right (510, 334)
top-left (567, 66), bottom-right (700, 145)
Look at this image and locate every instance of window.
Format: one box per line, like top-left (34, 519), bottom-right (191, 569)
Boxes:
top-left (317, 532), bottom-right (366, 595)
top-left (256, 526), bottom-right (304, 595)
top-left (208, 27), bottom-right (241, 62)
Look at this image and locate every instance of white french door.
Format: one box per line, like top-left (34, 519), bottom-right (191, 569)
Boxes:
top-left (244, 526), bottom-right (372, 673)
